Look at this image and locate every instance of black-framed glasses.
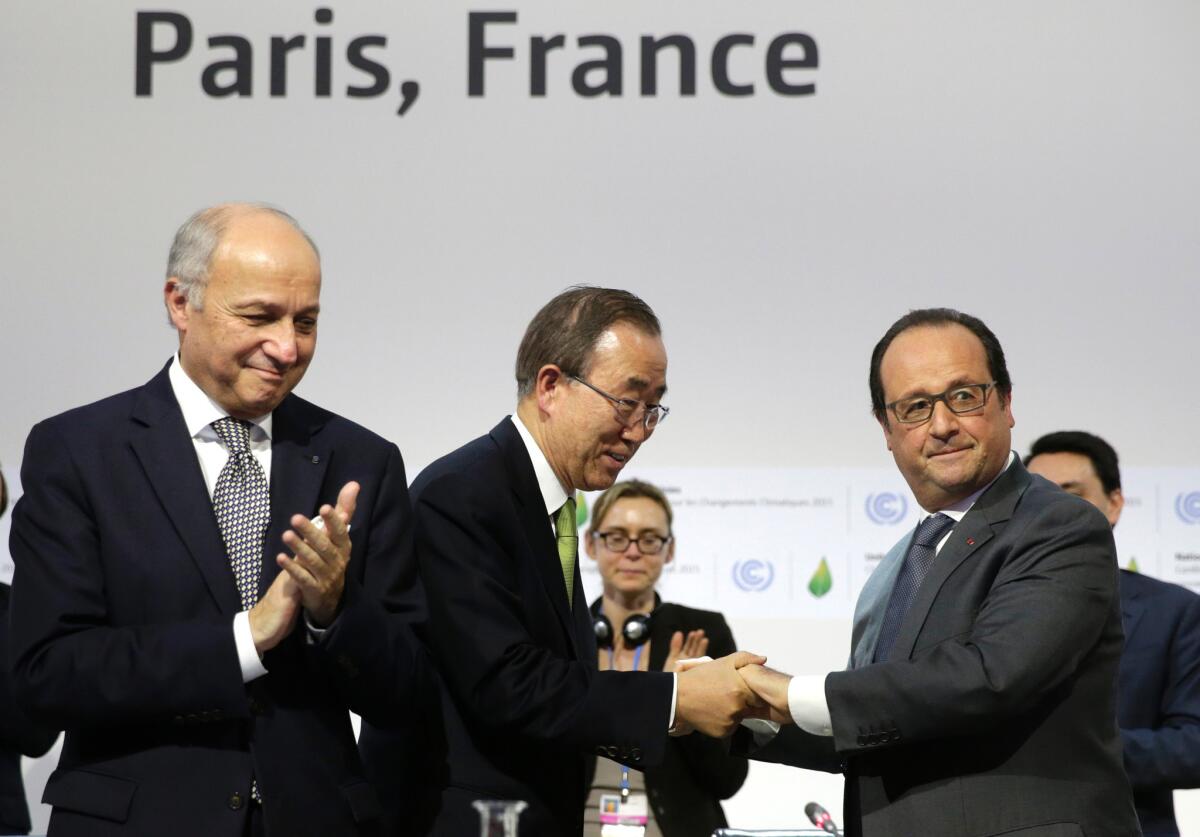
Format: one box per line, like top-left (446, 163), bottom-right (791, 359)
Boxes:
top-left (591, 531), bottom-right (672, 554)
top-left (886, 382), bottom-right (997, 424)
top-left (569, 376), bottom-right (669, 431)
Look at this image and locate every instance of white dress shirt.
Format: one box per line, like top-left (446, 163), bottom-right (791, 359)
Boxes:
top-left (168, 356), bottom-right (271, 683)
top-left (509, 415), bottom-right (680, 728)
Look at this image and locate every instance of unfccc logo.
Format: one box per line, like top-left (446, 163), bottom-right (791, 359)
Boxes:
top-left (1176, 492), bottom-right (1200, 524)
top-left (865, 492), bottom-right (907, 525)
top-left (732, 560), bottom-right (775, 592)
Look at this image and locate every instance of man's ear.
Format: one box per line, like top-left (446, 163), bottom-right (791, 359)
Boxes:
top-left (877, 414), bottom-right (894, 452)
top-left (535, 364), bottom-right (567, 416)
top-left (1105, 488), bottom-right (1125, 528)
top-left (164, 279), bottom-right (191, 331)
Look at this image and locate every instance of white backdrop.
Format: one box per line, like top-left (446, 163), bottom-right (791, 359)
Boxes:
top-left (3, 1), bottom-right (1199, 832)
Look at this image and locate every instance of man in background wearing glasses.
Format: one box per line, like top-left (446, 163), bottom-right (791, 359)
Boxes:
top-left (737, 308), bottom-right (1139, 837)
top-left (361, 286), bottom-right (763, 836)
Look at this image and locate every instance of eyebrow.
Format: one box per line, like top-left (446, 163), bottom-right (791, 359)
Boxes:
top-left (627, 376), bottom-right (668, 398)
top-left (895, 377), bottom-right (979, 401)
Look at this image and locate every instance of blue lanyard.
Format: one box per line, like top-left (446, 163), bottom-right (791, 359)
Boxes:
top-left (605, 643), bottom-right (644, 673)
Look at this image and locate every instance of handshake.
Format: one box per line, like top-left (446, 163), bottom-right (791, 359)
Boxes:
top-left (671, 651), bottom-right (795, 738)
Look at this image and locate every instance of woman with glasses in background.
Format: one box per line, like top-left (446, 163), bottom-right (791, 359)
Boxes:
top-left (583, 479), bottom-right (748, 837)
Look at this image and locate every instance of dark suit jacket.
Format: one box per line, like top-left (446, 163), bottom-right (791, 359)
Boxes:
top-left (0, 583), bottom-right (58, 835)
top-left (747, 459), bottom-right (1141, 837)
top-left (584, 600), bottom-right (747, 837)
top-left (1117, 569), bottom-right (1200, 837)
top-left (8, 364), bottom-right (426, 837)
top-left (407, 418), bottom-right (673, 836)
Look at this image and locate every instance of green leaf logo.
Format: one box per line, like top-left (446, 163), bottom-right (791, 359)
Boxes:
top-left (1126, 557), bottom-right (1140, 573)
top-left (575, 492), bottom-right (589, 528)
top-left (808, 558), bottom-right (833, 598)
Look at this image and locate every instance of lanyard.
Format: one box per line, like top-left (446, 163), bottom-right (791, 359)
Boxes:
top-left (605, 643), bottom-right (645, 674)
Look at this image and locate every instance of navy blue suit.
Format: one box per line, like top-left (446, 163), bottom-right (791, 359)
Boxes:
top-left (1117, 569), bottom-right (1200, 837)
top-left (8, 364), bottom-right (426, 837)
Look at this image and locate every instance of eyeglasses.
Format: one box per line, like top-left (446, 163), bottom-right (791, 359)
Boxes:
top-left (591, 531), bottom-right (672, 554)
top-left (569, 376), bottom-right (669, 431)
top-left (886, 382), bottom-right (997, 424)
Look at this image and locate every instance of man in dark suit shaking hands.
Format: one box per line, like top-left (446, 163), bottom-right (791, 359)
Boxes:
top-left (401, 287), bottom-right (763, 836)
top-left (738, 309), bottom-right (1140, 837)
top-left (9, 203), bottom-right (425, 837)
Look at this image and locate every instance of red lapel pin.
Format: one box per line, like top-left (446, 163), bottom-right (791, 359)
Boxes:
top-left (966, 537), bottom-right (975, 545)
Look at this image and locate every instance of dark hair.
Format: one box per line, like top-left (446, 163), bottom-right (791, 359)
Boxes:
top-left (869, 308), bottom-right (1012, 423)
top-left (515, 286), bottom-right (661, 397)
top-left (1026, 431), bottom-right (1121, 493)
top-left (589, 479), bottom-right (674, 534)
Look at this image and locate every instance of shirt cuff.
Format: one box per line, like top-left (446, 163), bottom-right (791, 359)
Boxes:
top-left (740, 717), bottom-right (782, 746)
top-left (303, 611), bottom-right (330, 645)
top-left (233, 611), bottom-right (268, 682)
top-left (667, 672), bottom-right (678, 730)
top-left (787, 673), bottom-right (833, 736)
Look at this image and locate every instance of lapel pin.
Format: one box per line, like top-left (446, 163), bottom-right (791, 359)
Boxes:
top-left (311, 455), bottom-right (320, 464)
top-left (966, 537), bottom-right (975, 545)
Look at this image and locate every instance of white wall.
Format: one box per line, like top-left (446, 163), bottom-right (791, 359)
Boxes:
top-left (4, 1), bottom-right (1199, 832)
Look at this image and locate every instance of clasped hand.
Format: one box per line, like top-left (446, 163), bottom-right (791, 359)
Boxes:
top-left (249, 481), bottom-right (359, 654)
top-left (671, 654), bottom-right (794, 738)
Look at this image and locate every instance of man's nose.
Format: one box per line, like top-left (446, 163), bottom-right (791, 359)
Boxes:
top-left (928, 400), bottom-right (959, 437)
top-left (263, 322), bottom-right (299, 365)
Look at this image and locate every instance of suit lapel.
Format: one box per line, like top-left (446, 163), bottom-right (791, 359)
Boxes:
top-left (491, 419), bottom-right (583, 660)
top-left (851, 530), bottom-right (915, 669)
top-left (890, 457), bottom-right (1031, 663)
top-left (262, 396), bottom-right (331, 596)
top-left (129, 367), bottom-right (241, 614)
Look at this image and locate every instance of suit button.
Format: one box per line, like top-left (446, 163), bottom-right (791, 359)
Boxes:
top-left (228, 792), bottom-right (244, 810)
top-left (595, 746), bottom-right (608, 756)
top-left (857, 735), bottom-right (867, 746)
top-left (606, 746), bottom-right (619, 759)
top-left (631, 747), bottom-right (643, 761)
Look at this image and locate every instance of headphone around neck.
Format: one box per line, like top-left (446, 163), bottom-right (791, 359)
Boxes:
top-left (591, 595), bottom-right (660, 649)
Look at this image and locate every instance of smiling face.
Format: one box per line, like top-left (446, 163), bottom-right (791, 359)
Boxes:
top-left (165, 210), bottom-right (321, 419)
top-left (586, 495), bottom-right (675, 599)
top-left (537, 322), bottom-right (668, 492)
top-left (878, 323), bottom-right (1014, 511)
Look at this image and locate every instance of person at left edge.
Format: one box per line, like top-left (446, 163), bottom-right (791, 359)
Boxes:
top-left (0, 467), bottom-right (59, 835)
top-left (8, 203), bottom-right (426, 837)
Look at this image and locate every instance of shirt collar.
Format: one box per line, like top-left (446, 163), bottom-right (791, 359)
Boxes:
top-left (918, 450), bottom-right (1015, 524)
top-left (510, 414), bottom-right (572, 517)
top-left (168, 354), bottom-right (273, 441)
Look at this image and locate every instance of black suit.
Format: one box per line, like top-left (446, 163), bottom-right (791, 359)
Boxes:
top-left (8, 364), bottom-right (426, 836)
top-left (747, 460), bottom-right (1140, 837)
top-left (585, 600), bottom-right (747, 837)
top-left (0, 583), bottom-right (58, 835)
top-left (406, 418), bottom-right (673, 836)
top-left (1117, 569), bottom-right (1200, 837)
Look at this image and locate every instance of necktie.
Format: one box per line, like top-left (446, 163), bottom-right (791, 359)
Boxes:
top-left (211, 417), bottom-right (270, 611)
top-left (873, 512), bottom-right (956, 663)
top-left (555, 498), bottom-right (578, 608)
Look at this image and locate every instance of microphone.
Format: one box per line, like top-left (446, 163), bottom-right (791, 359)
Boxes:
top-left (804, 801), bottom-right (840, 836)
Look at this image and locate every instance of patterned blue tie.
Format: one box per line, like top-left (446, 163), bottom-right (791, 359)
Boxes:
top-left (211, 417), bottom-right (269, 610)
top-left (873, 512), bottom-right (956, 663)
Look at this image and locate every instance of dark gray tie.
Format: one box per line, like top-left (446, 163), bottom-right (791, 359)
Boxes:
top-left (874, 512), bottom-right (956, 663)
top-left (211, 417), bottom-right (269, 610)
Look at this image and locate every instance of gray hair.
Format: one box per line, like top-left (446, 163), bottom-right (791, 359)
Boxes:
top-left (165, 203), bottom-right (319, 324)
